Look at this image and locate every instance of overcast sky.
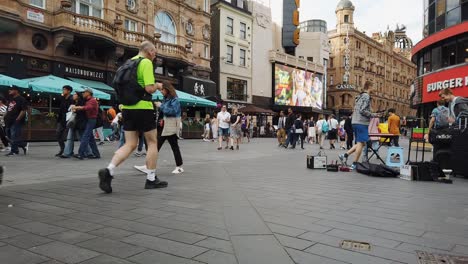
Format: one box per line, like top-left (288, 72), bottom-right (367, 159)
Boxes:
top-left (300, 0), bottom-right (423, 44)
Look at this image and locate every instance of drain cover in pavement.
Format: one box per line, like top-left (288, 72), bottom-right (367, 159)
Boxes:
top-left (417, 251), bottom-right (468, 264)
top-left (340, 240), bottom-right (371, 251)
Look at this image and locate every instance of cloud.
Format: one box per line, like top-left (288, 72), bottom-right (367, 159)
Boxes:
top-left (300, 0), bottom-right (423, 44)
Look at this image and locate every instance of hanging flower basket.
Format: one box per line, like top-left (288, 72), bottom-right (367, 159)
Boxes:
top-left (60, 0), bottom-right (72, 8)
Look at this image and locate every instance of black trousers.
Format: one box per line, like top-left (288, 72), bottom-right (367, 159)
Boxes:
top-left (158, 130), bottom-right (183, 167)
top-left (56, 123), bottom-right (67, 153)
top-left (346, 130), bottom-right (354, 150)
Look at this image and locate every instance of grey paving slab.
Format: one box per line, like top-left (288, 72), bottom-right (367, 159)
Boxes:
top-left (394, 242), bottom-right (455, 255)
top-left (29, 241), bottom-right (101, 264)
top-left (39, 260), bottom-right (65, 264)
top-left (422, 231), bottom-right (468, 247)
top-left (95, 210), bottom-right (146, 221)
top-left (285, 248), bottom-right (350, 264)
top-left (224, 206), bottom-right (271, 235)
top-left (305, 244), bottom-right (394, 264)
top-left (12, 221), bottom-right (67, 236)
top-left (1, 233), bottom-right (53, 249)
top-left (0, 213), bottom-right (32, 226)
top-left (261, 214), bottom-right (332, 233)
top-left (128, 250), bottom-right (203, 264)
top-left (0, 245), bottom-right (49, 264)
top-left (231, 235), bottom-right (294, 264)
top-left (158, 230), bottom-right (207, 244)
top-left (315, 220), bottom-right (380, 236)
top-left (374, 230), bottom-right (454, 251)
top-left (77, 237), bottom-right (147, 258)
top-left (47, 230), bottom-right (97, 244)
top-left (274, 234), bottom-right (316, 250)
top-left (195, 237), bottom-right (235, 254)
top-left (122, 233), bottom-right (209, 259)
top-left (453, 245), bottom-right (468, 255)
top-left (88, 227), bottom-right (136, 239)
top-left (298, 230), bottom-right (346, 247)
top-left (194, 250), bottom-right (238, 264)
top-left (47, 219), bottom-right (105, 232)
top-left (128, 207), bottom-right (177, 218)
top-left (267, 223), bottom-right (308, 237)
top-left (16, 202), bottom-right (77, 215)
top-left (105, 219), bottom-right (172, 236)
top-left (0, 224), bottom-right (26, 239)
top-left (78, 255), bottom-right (136, 264)
top-left (193, 226), bottom-right (231, 241)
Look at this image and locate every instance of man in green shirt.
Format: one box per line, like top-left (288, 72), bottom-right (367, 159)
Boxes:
top-left (99, 41), bottom-right (167, 193)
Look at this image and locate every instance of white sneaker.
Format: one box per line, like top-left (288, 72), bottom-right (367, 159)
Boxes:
top-left (172, 167), bottom-right (184, 174)
top-left (1, 147), bottom-right (11, 152)
top-left (134, 165), bottom-right (151, 174)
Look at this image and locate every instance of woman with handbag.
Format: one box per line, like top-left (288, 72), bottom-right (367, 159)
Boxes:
top-left (134, 81), bottom-right (184, 174)
top-left (60, 92), bottom-right (91, 158)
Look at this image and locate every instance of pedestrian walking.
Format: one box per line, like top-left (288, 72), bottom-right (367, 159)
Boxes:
top-left (217, 105), bottom-right (231, 150)
top-left (439, 88), bottom-right (468, 126)
top-left (60, 92), bottom-right (90, 158)
top-left (202, 114), bottom-right (211, 142)
top-left (339, 81), bottom-right (381, 170)
top-left (344, 115), bottom-right (353, 150)
top-left (277, 111), bottom-right (286, 147)
top-left (283, 108), bottom-right (295, 148)
top-left (4, 86), bottom-right (29, 156)
top-left (241, 113), bottom-right (249, 143)
top-left (248, 115), bottom-right (254, 139)
top-left (327, 114), bottom-right (339, 149)
top-left (72, 88), bottom-right (101, 160)
top-left (308, 117), bottom-right (316, 144)
top-left (211, 115), bottom-right (218, 142)
top-left (99, 41), bottom-right (167, 193)
top-left (55, 85), bottom-right (73, 157)
top-left (387, 108), bottom-right (400, 147)
top-left (94, 105), bottom-right (106, 146)
top-left (0, 98), bottom-right (9, 152)
top-left (229, 107), bottom-right (242, 150)
top-left (315, 114), bottom-right (328, 150)
top-left (339, 117), bottom-right (346, 150)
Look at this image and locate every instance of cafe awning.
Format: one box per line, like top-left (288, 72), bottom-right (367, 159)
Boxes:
top-left (153, 89), bottom-right (217, 108)
top-left (0, 74), bottom-right (29, 89)
top-left (68, 77), bottom-right (115, 93)
top-left (23, 75), bottom-right (111, 100)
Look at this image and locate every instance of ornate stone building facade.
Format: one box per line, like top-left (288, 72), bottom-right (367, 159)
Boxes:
top-left (0, 0), bottom-right (213, 92)
top-left (327, 0), bottom-right (416, 117)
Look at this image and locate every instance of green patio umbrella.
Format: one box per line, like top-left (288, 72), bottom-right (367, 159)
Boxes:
top-left (152, 90), bottom-right (217, 107)
top-left (0, 74), bottom-right (29, 89)
top-left (23, 75), bottom-right (111, 100)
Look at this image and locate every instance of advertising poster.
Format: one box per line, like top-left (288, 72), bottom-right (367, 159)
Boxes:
top-left (274, 64), bottom-right (323, 109)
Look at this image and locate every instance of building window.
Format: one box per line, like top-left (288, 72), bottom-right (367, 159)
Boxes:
top-left (307, 57), bottom-right (313, 62)
top-left (204, 44), bottom-right (209, 59)
top-left (240, 22), bottom-right (246, 39)
top-left (227, 77), bottom-right (247, 101)
top-left (72, 0), bottom-right (103, 18)
top-left (226, 45), bottom-right (233, 63)
top-left (225, 0), bottom-right (231, 3)
top-left (442, 41), bottom-right (457, 67)
top-left (240, 49), bottom-right (246, 66)
top-left (330, 58), bottom-right (334, 67)
top-left (30, 0), bottom-right (45, 8)
top-left (155, 11), bottom-right (177, 44)
top-left (226, 17), bottom-right (234, 35)
top-left (431, 46), bottom-right (442, 71)
top-left (457, 36), bottom-right (468, 63)
top-left (344, 15), bottom-right (349, 23)
top-left (125, 19), bottom-right (137, 32)
top-left (204, 0), bottom-right (210, 12)
top-left (237, 0), bottom-right (244, 9)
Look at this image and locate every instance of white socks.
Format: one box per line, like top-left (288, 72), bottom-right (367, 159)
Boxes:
top-left (107, 163), bottom-right (116, 176)
top-left (147, 170), bottom-right (156, 181)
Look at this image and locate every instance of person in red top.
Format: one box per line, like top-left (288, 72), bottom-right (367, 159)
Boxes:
top-left (72, 88), bottom-right (100, 159)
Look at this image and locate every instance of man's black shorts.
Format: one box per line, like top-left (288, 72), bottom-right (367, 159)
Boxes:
top-left (122, 109), bottom-right (157, 132)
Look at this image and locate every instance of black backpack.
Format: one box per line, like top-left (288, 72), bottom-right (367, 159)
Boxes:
top-left (112, 57), bottom-right (152, 105)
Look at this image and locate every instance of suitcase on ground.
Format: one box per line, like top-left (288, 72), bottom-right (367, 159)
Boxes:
top-left (408, 161), bottom-right (445, 181)
top-left (450, 126), bottom-right (468, 178)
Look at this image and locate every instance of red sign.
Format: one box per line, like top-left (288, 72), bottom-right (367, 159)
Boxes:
top-left (422, 64), bottom-right (468, 103)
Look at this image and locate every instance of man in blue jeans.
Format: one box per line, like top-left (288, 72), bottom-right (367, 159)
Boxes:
top-left (283, 108), bottom-right (295, 148)
top-left (4, 86), bottom-right (29, 156)
top-left (72, 88), bottom-right (100, 159)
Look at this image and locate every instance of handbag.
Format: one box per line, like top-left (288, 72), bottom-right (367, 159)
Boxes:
top-left (66, 112), bottom-right (77, 129)
top-left (295, 128), bottom-right (304, 134)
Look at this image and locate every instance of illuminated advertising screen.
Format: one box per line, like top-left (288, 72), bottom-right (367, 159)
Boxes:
top-left (274, 64), bottom-right (323, 109)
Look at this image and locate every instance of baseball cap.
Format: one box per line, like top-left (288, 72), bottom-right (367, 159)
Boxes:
top-left (83, 87), bottom-right (93, 95)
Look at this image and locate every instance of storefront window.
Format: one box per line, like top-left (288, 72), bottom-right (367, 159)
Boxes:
top-left (457, 37), bottom-right (468, 63)
top-left (436, 14), bottom-right (446, 31)
top-left (30, 0), bottom-right (45, 8)
top-left (447, 0), bottom-right (459, 10)
top-left (463, 1), bottom-right (468, 21)
top-left (431, 46), bottom-right (442, 71)
top-left (436, 0), bottom-right (446, 16)
top-left (442, 41), bottom-right (457, 67)
top-left (155, 11), bottom-right (177, 44)
top-left (227, 77), bottom-right (247, 101)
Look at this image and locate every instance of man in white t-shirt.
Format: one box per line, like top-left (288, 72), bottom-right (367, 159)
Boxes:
top-left (217, 105), bottom-right (231, 150)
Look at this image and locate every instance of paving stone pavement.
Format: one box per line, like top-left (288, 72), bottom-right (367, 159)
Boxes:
top-left (0, 138), bottom-right (468, 264)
